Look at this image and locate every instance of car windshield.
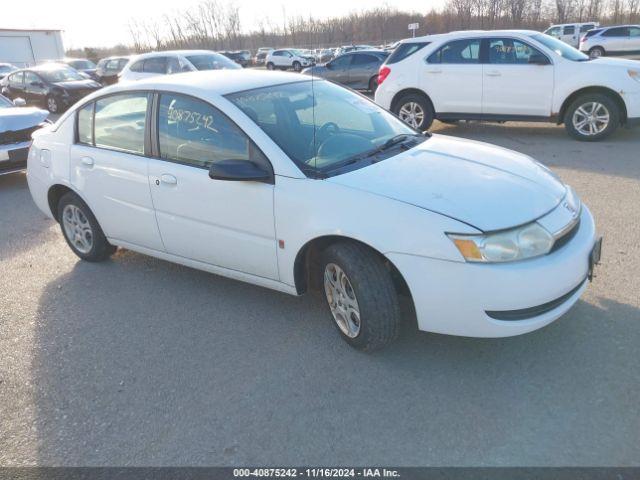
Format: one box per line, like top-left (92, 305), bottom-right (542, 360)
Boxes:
top-left (38, 68), bottom-right (85, 82)
top-left (68, 60), bottom-right (96, 69)
top-left (226, 80), bottom-right (424, 177)
top-left (531, 33), bottom-right (590, 61)
top-left (186, 54), bottom-right (240, 71)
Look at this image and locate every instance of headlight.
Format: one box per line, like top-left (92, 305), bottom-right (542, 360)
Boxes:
top-left (628, 69), bottom-right (640, 83)
top-left (448, 222), bottom-right (554, 263)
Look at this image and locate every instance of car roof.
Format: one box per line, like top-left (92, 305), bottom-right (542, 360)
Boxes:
top-left (108, 69), bottom-right (312, 96)
top-left (406, 29), bottom-right (540, 43)
top-left (129, 50), bottom-right (218, 61)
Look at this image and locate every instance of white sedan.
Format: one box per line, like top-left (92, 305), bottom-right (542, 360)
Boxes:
top-left (26, 70), bottom-right (601, 350)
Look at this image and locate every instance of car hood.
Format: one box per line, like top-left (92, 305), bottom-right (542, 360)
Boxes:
top-left (53, 79), bottom-right (101, 90)
top-left (326, 134), bottom-right (567, 231)
top-left (0, 107), bottom-right (49, 134)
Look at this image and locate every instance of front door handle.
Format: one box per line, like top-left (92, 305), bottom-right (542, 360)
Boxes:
top-left (485, 71), bottom-right (501, 77)
top-left (160, 174), bottom-right (177, 185)
top-left (427, 69), bottom-right (442, 74)
top-left (80, 156), bottom-right (94, 167)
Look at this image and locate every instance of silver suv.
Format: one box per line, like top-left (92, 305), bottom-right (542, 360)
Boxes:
top-left (579, 25), bottom-right (640, 58)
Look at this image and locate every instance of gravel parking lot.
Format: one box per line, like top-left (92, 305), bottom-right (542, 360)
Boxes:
top-left (1, 120), bottom-right (639, 466)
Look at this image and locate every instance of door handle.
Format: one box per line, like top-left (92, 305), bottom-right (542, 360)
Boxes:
top-left (485, 71), bottom-right (501, 77)
top-left (80, 156), bottom-right (94, 167)
top-left (160, 174), bottom-right (177, 185)
top-left (427, 69), bottom-right (442, 74)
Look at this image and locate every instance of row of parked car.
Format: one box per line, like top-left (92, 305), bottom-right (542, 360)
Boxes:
top-left (543, 22), bottom-right (640, 57)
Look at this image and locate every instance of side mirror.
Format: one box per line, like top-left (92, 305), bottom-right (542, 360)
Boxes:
top-left (13, 97), bottom-right (26, 107)
top-left (529, 53), bottom-right (550, 65)
top-left (209, 159), bottom-right (273, 183)
top-left (325, 62), bottom-right (333, 69)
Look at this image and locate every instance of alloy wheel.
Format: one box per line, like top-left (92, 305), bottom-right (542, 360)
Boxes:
top-left (62, 204), bottom-right (94, 254)
top-left (324, 263), bottom-right (361, 338)
top-left (572, 102), bottom-right (610, 136)
top-left (398, 102), bottom-right (424, 129)
top-left (47, 97), bottom-right (58, 113)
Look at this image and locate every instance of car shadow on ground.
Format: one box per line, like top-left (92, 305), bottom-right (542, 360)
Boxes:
top-left (31, 250), bottom-right (640, 465)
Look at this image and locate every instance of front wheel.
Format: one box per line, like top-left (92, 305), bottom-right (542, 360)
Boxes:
top-left (292, 61), bottom-right (302, 72)
top-left (266, 62), bottom-right (275, 70)
top-left (564, 93), bottom-right (619, 141)
top-left (393, 93), bottom-right (434, 131)
top-left (57, 192), bottom-right (116, 262)
top-left (321, 242), bottom-right (400, 351)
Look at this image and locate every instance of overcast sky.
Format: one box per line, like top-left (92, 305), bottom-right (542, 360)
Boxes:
top-left (6, 0), bottom-right (445, 49)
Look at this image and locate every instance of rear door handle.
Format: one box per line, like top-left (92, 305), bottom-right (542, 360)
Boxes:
top-left (485, 71), bottom-right (501, 77)
top-left (80, 156), bottom-right (94, 167)
top-left (160, 174), bottom-right (177, 185)
top-left (427, 69), bottom-right (442, 74)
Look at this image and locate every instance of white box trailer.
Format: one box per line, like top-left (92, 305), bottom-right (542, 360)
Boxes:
top-left (0, 29), bottom-right (64, 67)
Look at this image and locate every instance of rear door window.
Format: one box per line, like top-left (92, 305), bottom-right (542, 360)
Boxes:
top-left (94, 93), bottom-right (149, 154)
top-left (563, 26), bottom-right (575, 35)
top-left (143, 57), bottom-right (167, 74)
top-left (602, 27), bottom-right (629, 37)
top-left (428, 39), bottom-right (481, 64)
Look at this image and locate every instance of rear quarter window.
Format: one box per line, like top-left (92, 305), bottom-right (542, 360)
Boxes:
top-left (386, 42), bottom-right (430, 64)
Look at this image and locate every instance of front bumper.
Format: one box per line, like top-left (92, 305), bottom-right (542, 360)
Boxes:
top-left (0, 140), bottom-right (30, 175)
top-left (387, 205), bottom-right (597, 337)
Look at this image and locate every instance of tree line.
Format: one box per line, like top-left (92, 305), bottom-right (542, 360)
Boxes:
top-left (67, 0), bottom-right (640, 60)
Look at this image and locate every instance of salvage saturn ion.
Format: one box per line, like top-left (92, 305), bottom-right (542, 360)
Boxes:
top-left (26, 70), bottom-right (602, 351)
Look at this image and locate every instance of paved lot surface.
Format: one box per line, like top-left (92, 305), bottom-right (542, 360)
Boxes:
top-left (1, 120), bottom-right (639, 466)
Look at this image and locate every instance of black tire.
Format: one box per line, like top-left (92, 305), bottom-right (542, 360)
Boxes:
top-left (588, 46), bottom-right (605, 59)
top-left (368, 75), bottom-right (378, 93)
top-left (564, 93), bottom-right (619, 141)
top-left (320, 242), bottom-right (400, 351)
top-left (392, 92), bottom-right (434, 131)
top-left (292, 61), bottom-right (302, 72)
top-left (46, 95), bottom-right (60, 113)
top-left (57, 191), bottom-right (116, 262)
top-left (266, 62), bottom-right (275, 70)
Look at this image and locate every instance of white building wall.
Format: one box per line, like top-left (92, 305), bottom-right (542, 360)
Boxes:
top-left (0, 30), bottom-right (64, 67)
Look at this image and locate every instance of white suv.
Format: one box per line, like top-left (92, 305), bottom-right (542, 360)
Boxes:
top-left (265, 49), bottom-right (315, 72)
top-left (119, 50), bottom-right (239, 82)
top-left (375, 30), bottom-right (640, 141)
top-left (543, 22), bottom-right (599, 48)
top-left (579, 25), bottom-right (640, 58)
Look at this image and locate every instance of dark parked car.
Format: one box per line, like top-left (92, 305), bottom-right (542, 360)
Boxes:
top-left (0, 65), bottom-right (102, 113)
top-left (95, 56), bottom-right (130, 85)
top-left (301, 50), bottom-right (389, 91)
top-left (220, 51), bottom-right (249, 67)
top-left (61, 58), bottom-right (99, 81)
top-left (0, 63), bottom-right (18, 80)
top-left (0, 94), bottom-right (49, 175)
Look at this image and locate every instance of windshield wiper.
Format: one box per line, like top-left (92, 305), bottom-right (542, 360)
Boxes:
top-left (321, 133), bottom-right (426, 175)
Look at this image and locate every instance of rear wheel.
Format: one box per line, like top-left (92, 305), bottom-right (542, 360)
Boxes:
top-left (564, 93), bottom-right (619, 141)
top-left (320, 242), bottom-right (400, 351)
top-left (588, 46), bottom-right (605, 58)
top-left (393, 93), bottom-right (434, 131)
top-left (57, 192), bottom-right (116, 262)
